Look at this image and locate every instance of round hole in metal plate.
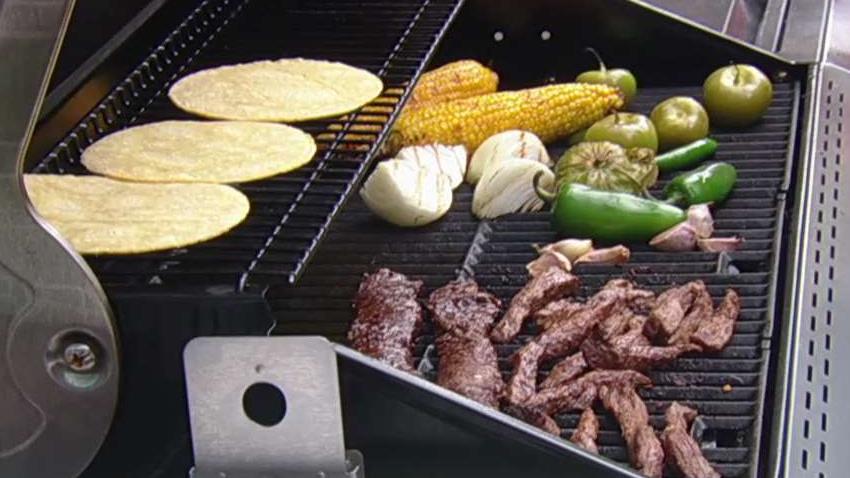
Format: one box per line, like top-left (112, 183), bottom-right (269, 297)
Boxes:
top-left (243, 382), bottom-right (287, 427)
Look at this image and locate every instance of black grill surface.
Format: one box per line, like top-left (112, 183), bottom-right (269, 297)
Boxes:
top-left (33, 0), bottom-right (462, 288)
top-left (270, 83), bottom-right (798, 477)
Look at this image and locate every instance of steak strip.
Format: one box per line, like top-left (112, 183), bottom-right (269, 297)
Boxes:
top-left (570, 409), bottom-right (600, 454)
top-left (691, 289), bottom-right (741, 352)
top-left (661, 402), bottom-right (721, 478)
top-left (527, 369), bottom-right (651, 415)
top-left (540, 352), bottom-right (587, 390)
top-left (491, 268), bottom-right (580, 343)
top-left (599, 385), bottom-right (664, 478)
top-left (534, 299), bottom-right (586, 331)
top-left (428, 280), bottom-right (504, 407)
top-left (350, 268), bottom-right (423, 372)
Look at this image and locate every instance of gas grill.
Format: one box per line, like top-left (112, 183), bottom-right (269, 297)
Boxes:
top-left (1, 1), bottom-right (848, 478)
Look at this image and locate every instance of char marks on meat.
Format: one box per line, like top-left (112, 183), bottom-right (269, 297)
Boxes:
top-left (540, 352), bottom-right (587, 390)
top-left (350, 268), bottom-right (423, 372)
top-left (691, 289), bottom-right (741, 352)
top-left (491, 268), bottom-right (580, 343)
top-left (528, 370), bottom-right (651, 415)
top-left (504, 405), bottom-right (561, 436)
top-left (505, 341), bottom-right (544, 405)
top-left (570, 409), bottom-right (600, 454)
top-left (534, 299), bottom-right (586, 331)
top-left (581, 322), bottom-right (700, 371)
top-left (600, 385), bottom-right (665, 478)
top-left (661, 402), bottom-right (721, 478)
top-left (669, 283), bottom-right (713, 346)
top-left (428, 280), bottom-right (504, 407)
top-left (648, 282), bottom-right (699, 339)
top-left (536, 294), bottom-right (620, 362)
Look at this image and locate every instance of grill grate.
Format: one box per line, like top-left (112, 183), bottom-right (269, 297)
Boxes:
top-left (32, 0), bottom-right (463, 289)
top-left (269, 83), bottom-right (798, 477)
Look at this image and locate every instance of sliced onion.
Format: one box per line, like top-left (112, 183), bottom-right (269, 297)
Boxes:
top-left (472, 158), bottom-right (555, 219)
top-left (468, 130), bottom-right (551, 184)
top-left (396, 144), bottom-right (467, 189)
top-left (360, 159), bottom-right (452, 227)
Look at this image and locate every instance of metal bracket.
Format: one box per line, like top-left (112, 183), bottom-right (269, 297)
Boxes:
top-left (184, 336), bottom-right (364, 478)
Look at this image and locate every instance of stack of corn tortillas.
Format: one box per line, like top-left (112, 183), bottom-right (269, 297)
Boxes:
top-left (29, 58), bottom-right (383, 255)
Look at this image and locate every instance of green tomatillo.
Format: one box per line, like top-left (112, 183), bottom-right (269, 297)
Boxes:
top-left (703, 64), bottom-right (773, 127)
top-left (650, 96), bottom-right (710, 151)
top-left (576, 48), bottom-right (637, 107)
top-left (585, 113), bottom-right (658, 152)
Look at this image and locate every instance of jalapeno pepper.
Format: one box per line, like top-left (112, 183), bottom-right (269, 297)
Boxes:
top-left (664, 162), bottom-right (737, 206)
top-left (534, 176), bottom-right (686, 242)
top-left (654, 138), bottom-right (718, 173)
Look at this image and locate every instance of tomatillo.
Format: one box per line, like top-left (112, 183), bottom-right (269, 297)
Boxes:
top-left (576, 48), bottom-right (637, 107)
top-left (703, 64), bottom-right (773, 127)
top-left (585, 113), bottom-right (658, 152)
top-left (650, 96), bottom-right (710, 151)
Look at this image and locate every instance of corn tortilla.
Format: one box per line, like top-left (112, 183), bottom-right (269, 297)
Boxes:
top-left (168, 58), bottom-right (384, 122)
top-left (81, 121), bottom-right (316, 183)
top-left (25, 175), bottom-right (249, 254)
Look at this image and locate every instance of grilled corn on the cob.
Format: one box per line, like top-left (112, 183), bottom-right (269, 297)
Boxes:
top-left (406, 59), bottom-right (498, 108)
top-left (386, 83), bottom-right (624, 153)
top-left (318, 61), bottom-right (499, 150)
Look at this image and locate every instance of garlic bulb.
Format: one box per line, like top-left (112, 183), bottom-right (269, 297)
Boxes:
top-left (472, 158), bottom-right (554, 219)
top-left (396, 144), bottom-right (467, 189)
top-left (468, 130), bottom-right (551, 184)
top-left (360, 159), bottom-right (452, 227)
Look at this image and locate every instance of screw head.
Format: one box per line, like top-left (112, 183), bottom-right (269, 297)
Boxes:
top-left (64, 342), bottom-right (96, 372)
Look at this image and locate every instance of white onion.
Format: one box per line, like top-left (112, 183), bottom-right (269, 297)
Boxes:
top-left (396, 144), bottom-right (467, 189)
top-left (472, 158), bottom-right (554, 219)
top-left (360, 159), bottom-right (452, 227)
top-left (468, 130), bottom-right (551, 184)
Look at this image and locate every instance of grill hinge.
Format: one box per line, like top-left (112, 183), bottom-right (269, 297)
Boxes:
top-left (184, 336), bottom-right (364, 478)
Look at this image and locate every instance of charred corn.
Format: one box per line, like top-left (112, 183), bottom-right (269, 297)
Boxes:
top-left (406, 60), bottom-right (499, 108)
top-left (386, 83), bottom-right (624, 153)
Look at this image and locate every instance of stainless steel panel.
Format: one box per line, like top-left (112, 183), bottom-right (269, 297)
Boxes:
top-left (0, 0), bottom-right (118, 476)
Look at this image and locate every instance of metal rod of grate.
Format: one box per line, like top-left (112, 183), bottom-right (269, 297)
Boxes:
top-left (33, 0), bottom-right (464, 289)
top-left (268, 83), bottom-right (798, 478)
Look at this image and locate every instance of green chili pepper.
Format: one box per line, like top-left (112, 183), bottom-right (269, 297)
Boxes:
top-left (534, 176), bottom-right (686, 242)
top-left (664, 162), bottom-right (737, 206)
top-left (654, 138), bottom-right (718, 173)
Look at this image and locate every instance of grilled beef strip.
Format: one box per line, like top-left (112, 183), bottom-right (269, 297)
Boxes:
top-left (536, 296), bottom-right (622, 362)
top-left (350, 268), bottom-right (424, 372)
top-left (599, 385), bottom-right (664, 478)
top-left (661, 402), bottom-right (721, 478)
top-left (647, 281), bottom-right (700, 339)
top-left (540, 352), bottom-right (588, 390)
top-left (691, 289), bottom-right (741, 352)
top-left (669, 284), bottom-right (714, 346)
top-left (534, 299), bottom-right (587, 331)
top-left (570, 408), bottom-right (600, 454)
top-left (428, 280), bottom-right (505, 407)
top-left (597, 308), bottom-right (638, 341)
top-left (505, 340), bottom-right (544, 405)
top-left (593, 278), bottom-right (656, 314)
top-left (491, 268), bottom-right (580, 343)
top-left (581, 319), bottom-right (700, 371)
top-left (527, 369), bottom-right (652, 415)
top-left (504, 405), bottom-right (562, 436)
